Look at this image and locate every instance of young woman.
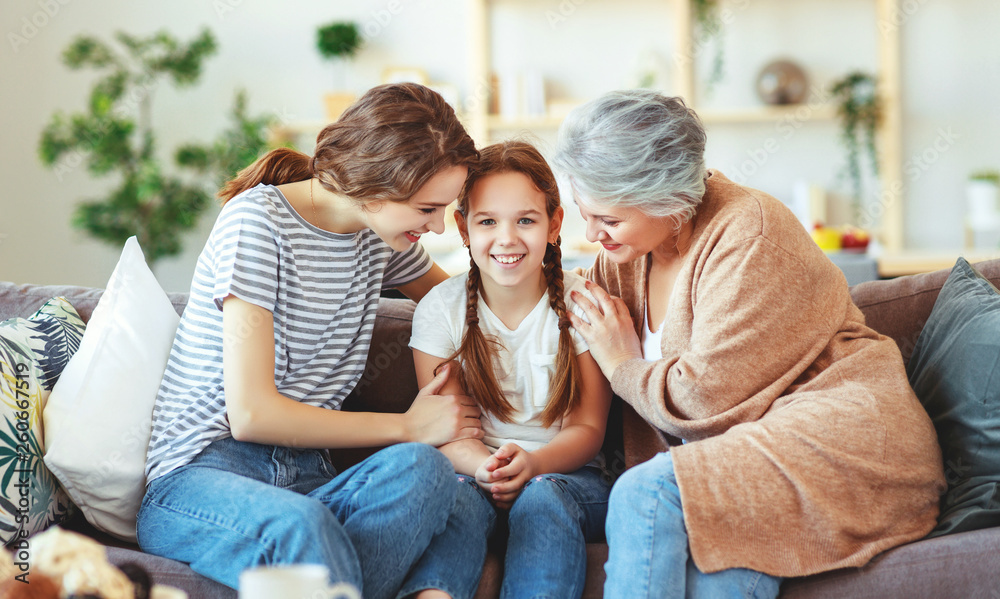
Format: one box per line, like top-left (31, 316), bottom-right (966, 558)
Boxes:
top-left (138, 83), bottom-right (486, 599)
top-left (409, 141), bottom-right (612, 599)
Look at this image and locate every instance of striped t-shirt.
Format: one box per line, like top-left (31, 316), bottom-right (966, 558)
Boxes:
top-left (144, 184), bottom-right (432, 483)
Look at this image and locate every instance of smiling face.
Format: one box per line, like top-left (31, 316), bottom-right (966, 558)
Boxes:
top-left (576, 199), bottom-right (677, 264)
top-left (366, 165), bottom-right (468, 251)
top-left (457, 171), bottom-right (563, 294)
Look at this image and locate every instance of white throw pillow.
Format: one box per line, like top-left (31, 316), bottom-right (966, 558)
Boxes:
top-left (43, 236), bottom-right (180, 542)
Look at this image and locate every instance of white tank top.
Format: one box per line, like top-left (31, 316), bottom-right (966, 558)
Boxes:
top-left (642, 308), bottom-right (663, 360)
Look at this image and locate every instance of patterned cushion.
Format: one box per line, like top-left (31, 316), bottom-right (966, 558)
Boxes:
top-left (0, 297), bottom-right (84, 546)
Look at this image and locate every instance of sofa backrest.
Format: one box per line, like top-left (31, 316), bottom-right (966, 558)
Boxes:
top-left (849, 258), bottom-right (1000, 367)
top-left (5, 255), bottom-right (1000, 413)
top-left (0, 282), bottom-right (189, 323)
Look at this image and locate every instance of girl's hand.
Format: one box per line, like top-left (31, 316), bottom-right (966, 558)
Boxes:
top-left (480, 443), bottom-right (536, 509)
top-left (568, 280), bottom-right (643, 381)
top-left (405, 363), bottom-right (483, 446)
top-left (474, 456), bottom-right (502, 493)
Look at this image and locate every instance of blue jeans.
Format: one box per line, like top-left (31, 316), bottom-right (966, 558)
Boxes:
top-left (415, 466), bottom-right (609, 599)
top-left (137, 437), bottom-right (477, 599)
top-left (603, 452), bottom-right (782, 599)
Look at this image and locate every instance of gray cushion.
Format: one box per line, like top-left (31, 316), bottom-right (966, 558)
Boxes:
top-left (906, 258), bottom-right (1000, 537)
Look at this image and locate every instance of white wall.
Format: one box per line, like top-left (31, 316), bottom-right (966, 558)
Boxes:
top-left (1, 0), bottom-right (998, 292)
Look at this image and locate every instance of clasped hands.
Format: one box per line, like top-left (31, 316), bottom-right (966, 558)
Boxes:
top-left (475, 443), bottom-right (535, 510)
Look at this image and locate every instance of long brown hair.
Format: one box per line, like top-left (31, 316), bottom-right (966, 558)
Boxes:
top-left (218, 82), bottom-right (479, 204)
top-left (446, 141), bottom-right (579, 427)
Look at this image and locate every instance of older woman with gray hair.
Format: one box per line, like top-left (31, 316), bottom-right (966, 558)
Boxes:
top-left (552, 90), bottom-right (945, 598)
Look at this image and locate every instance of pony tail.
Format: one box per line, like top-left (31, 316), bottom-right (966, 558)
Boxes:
top-left (443, 259), bottom-right (514, 422)
top-left (540, 238), bottom-right (581, 427)
top-left (218, 147), bottom-right (313, 203)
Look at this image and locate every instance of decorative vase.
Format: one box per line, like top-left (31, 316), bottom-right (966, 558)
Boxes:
top-left (966, 180), bottom-right (1000, 250)
top-left (967, 180), bottom-right (1000, 227)
top-left (755, 59), bottom-right (809, 105)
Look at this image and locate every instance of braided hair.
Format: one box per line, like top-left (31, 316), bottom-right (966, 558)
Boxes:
top-left (444, 141), bottom-right (580, 426)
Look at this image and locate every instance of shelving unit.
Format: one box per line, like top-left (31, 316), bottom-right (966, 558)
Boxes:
top-left (464, 0), bottom-right (905, 252)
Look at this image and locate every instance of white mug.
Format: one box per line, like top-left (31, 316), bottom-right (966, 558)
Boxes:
top-left (239, 564), bottom-right (360, 599)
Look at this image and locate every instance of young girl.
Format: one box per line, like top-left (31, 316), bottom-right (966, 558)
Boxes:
top-left (137, 83), bottom-right (486, 599)
top-left (410, 141), bottom-right (613, 598)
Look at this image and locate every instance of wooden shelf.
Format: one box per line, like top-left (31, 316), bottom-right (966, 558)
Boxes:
top-left (698, 104), bottom-right (837, 124)
top-left (877, 250), bottom-right (1000, 278)
top-left (466, 0), bottom-right (905, 251)
top-left (480, 104), bottom-right (837, 132)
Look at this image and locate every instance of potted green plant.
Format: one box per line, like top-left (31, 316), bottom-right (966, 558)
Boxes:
top-left (316, 21), bottom-right (362, 121)
top-left (830, 71), bottom-right (881, 224)
top-left (38, 30), bottom-right (275, 266)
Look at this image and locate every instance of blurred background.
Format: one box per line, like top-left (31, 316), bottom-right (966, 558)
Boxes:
top-left (2, 0), bottom-right (998, 292)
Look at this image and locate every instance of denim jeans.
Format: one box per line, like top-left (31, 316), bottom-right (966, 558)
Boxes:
top-left (137, 437), bottom-right (474, 599)
top-left (603, 452), bottom-right (782, 599)
top-left (415, 466), bottom-right (609, 599)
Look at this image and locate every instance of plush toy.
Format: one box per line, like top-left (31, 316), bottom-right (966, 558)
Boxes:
top-left (0, 528), bottom-right (160, 599)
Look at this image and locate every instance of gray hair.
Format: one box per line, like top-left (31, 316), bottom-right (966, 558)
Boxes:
top-left (551, 90), bottom-right (708, 222)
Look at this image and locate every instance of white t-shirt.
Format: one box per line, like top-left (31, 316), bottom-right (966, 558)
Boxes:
top-left (410, 270), bottom-right (591, 452)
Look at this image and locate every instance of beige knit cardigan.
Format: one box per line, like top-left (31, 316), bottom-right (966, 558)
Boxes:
top-left (586, 170), bottom-right (946, 577)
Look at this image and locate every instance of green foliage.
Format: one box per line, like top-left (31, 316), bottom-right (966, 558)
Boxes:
top-left (175, 90), bottom-right (275, 189)
top-left (692, 0), bottom-right (725, 97)
top-left (37, 29), bottom-right (272, 264)
top-left (969, 169), bottom-right (1000, 184)
top-left (830, 71), bottom-right (882, 222)
top-left (316, 22), bottom-right (361, 61)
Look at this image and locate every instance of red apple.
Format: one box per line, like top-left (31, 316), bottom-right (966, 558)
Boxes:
top-left (840, 227), bottom-right (870, 251)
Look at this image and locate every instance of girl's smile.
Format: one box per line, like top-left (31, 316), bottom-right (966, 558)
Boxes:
top-left (457, 171), bottom-right (563, 298)
top-left (492, 253), bottom-right (525, 266)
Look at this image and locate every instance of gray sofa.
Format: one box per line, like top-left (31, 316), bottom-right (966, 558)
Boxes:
top-left (2, 258), bottom-right (999, 598)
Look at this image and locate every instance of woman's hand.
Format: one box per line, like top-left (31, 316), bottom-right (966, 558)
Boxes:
top-left (477, 443), bottom-right (536, 509)
top-left (569, 280), bottom-right (643, 381)
top-left (404, 363), bottom-right (483, 446)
